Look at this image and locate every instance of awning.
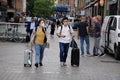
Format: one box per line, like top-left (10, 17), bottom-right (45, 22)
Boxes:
top-left (84, 0), bottom-right (98, 9)
top-left (56, 5), bottom-right (70, 12)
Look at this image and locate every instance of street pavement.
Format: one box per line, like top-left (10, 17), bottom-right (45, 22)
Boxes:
top-left (0, 28), bottom-right (120, 80)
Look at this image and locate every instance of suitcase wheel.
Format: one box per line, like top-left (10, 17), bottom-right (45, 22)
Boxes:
top-left (24, 64), bottom-right (26, 67)
top-left (29, 64), bottom-right (32, 67)
top-left (71, 64), bottom-right (79, 67)
top-left (24, 64), bottom-right (32, 67)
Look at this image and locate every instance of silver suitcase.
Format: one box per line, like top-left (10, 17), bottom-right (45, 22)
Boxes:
top-left (24, 49), bottom-right (33, 67)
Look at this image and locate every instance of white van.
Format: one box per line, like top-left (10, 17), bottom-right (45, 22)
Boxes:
top-left (100, 15), bottom-right (120, 60)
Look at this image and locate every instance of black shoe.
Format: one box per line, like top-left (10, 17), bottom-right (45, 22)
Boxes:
top-left (35, 63), bottom-right (38, 68)
top-left (39, 62), bottom-right (43, 66)
top-left (93, 54), bottom-right (99, 56)
top-left (99, 53), bottom-right (105, 56)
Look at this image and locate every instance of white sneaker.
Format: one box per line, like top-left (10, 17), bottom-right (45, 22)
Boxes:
top-left (86, 54), bottom-right (91, 57)
top-left (81, 55), bottom-right (84, 57)
top-left (63, 62), bottom-right (67, 66)
top-left (60, 62), bottom-right (64, 67)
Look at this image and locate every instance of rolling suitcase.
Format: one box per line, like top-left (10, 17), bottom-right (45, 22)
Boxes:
top-left (24, 48), bottom-right (33, 67)
top-left (71, 48), bottom-right (80, 67)
top-left (70, 38), bottom-right (80, 67)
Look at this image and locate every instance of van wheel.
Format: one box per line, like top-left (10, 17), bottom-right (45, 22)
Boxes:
top-left (114, 46), bottom-right (120, 60)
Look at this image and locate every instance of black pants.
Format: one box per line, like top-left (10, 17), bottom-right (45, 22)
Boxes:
top-left (30, 29), bottom-right (33, 36)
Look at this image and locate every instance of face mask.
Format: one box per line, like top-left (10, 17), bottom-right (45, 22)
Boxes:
top-left (41, 23), bottom-right (45, 27)
top-left (64, 22), bottom-right (68, 26)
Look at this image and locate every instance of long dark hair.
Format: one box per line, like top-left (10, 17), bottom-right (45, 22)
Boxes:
top-left (38, 19), bottom-right (45, 26)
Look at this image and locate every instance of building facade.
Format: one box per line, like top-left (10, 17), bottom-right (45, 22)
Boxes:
top-left (84, 0), bottom-right (120, 18)
top-left (0, 0), bottom-right (7, 21)
top-left (0, 0), bottom-right (26, 22)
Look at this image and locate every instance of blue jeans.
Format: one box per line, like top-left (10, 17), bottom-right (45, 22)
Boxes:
top-left (80, 35), bottom-right (90, 55)
top-left (59, 42), bottom-right (69, 62)
top-left (34, 43), bottom-right (46, 64)
top-left (93, 37), bottom-right (101, 55)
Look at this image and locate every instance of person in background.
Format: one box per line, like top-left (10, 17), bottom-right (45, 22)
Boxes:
top-left (50, 21), bottom-right (56, 38)
top-left (56, 17), bottom-right (74, 67)
top-left (14, 14), bottom-right (20, 23)
top-left (56, 19), bottom-right (61, 28)
top-left (30, 19), bottom-right (47, 68)
top-left (26, 17), bottom-right (37, 36)
top-left (44, 18), bottom-right (49, 31)
top-left (92, 17), bottom-right (101, 56)
top-left (77, 17), bottom-right (90, 57)
top-left (96, 15), bottom-right (102, 26)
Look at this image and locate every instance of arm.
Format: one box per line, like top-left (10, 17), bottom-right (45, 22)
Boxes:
top-left (86, 26), bottom-right (89, 34)
top-left (30, 28), bottom-right (36, 43)
top-left (56, 26), bottom-right (66, 38)
top-left (77, 27), bottom-right (80, 39)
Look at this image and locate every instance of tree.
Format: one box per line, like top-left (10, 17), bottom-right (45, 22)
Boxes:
top-left (26, 0), bottom-right (34, 16)
top-left (33, 0), bottom-right (55, 18)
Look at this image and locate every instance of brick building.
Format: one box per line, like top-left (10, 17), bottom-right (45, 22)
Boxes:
top-left (0, 0), bottom-right (26, 22)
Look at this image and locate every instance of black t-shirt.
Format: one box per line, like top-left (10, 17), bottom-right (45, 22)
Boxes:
top-left (77, 22), bottom-right (88, 37)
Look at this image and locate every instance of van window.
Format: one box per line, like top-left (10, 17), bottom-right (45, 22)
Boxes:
top-left (119, 18), bottom-right (120, 29)
top-left (111, 18), bottom-right (117, 30)
top-left (110, 17), bottom-right (117, 30)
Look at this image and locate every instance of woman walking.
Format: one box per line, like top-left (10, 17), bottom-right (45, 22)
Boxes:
top-left (30, 19), bottom-right (47, 68)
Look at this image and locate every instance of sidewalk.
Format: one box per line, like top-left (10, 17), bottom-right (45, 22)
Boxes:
top-left (0, 32), bottom-right (120, 80)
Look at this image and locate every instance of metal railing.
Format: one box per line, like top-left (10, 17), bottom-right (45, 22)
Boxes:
top-left (0, 22), bottom-right (27, 42)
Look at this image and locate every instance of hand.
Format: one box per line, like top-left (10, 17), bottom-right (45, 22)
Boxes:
top-left (61, 35), bottom-right (66, 38)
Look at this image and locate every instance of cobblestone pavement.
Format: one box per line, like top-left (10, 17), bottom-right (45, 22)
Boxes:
top-left (0, 29), bottom-right (120, 80)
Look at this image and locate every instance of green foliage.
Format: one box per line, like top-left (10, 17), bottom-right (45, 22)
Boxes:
top-left (26, 0), bottom-right (34, 16)
top-left (33, 0), bottom-right (55, 18)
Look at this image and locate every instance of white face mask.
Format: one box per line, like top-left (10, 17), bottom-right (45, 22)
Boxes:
top-left (64, 22), bottom-right (68, 26)
top-left (41, 23), bottom-right (45, 27)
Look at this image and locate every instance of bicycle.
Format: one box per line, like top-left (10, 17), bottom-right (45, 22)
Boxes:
top-left (4, 23), bottom-right (24, 42)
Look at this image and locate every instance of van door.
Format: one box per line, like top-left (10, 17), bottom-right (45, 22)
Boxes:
top-left (100, 16), bottom-right (110, 48)
top-left (104, 17), bottom-right (114, 49)
top-left (109, 17), bottom-right (117, 53)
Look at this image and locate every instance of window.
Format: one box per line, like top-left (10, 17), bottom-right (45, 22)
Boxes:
top-left (110, 17), bottom-right (117, 30)
top-left (118, 18), bottom-right (120, 29)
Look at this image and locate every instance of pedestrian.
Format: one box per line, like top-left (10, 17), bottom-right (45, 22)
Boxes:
top-left (44, 18), bottom-right (49, 31)
top-left (50, 21), bottom-right (56, 38)
top-left (92, 17), bottom-right (101, 56)
top-left (30, 19), bottom-right (47, 68)
top-left (77, 17), bottom-right (90, 57)
top-left (56, 17), bottom-right (74, 66)
top-left (14, 14), bottom-right (20, 23)
top-left (56, 19), bottom-right (61, 28)
top-left (26, 17), bottom-right (37, 36)
top-left (96, 15), bottom-right (102, 26)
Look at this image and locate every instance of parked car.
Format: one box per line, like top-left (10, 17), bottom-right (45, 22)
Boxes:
top-left (100, 15), bottom-right (120, 60)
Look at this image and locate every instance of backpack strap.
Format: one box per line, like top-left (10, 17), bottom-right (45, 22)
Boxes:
top-left (60, 25), bottom-right (71, 34)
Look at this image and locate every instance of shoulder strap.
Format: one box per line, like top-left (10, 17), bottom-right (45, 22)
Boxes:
top-left (60, 25), bottom-right (71, 34)
top-left (68, 25), bottom-right (70, 30)
top-left (60, 26), bottom-right (63, 34)
top-left (42, 28), bottom-right (45, 33)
